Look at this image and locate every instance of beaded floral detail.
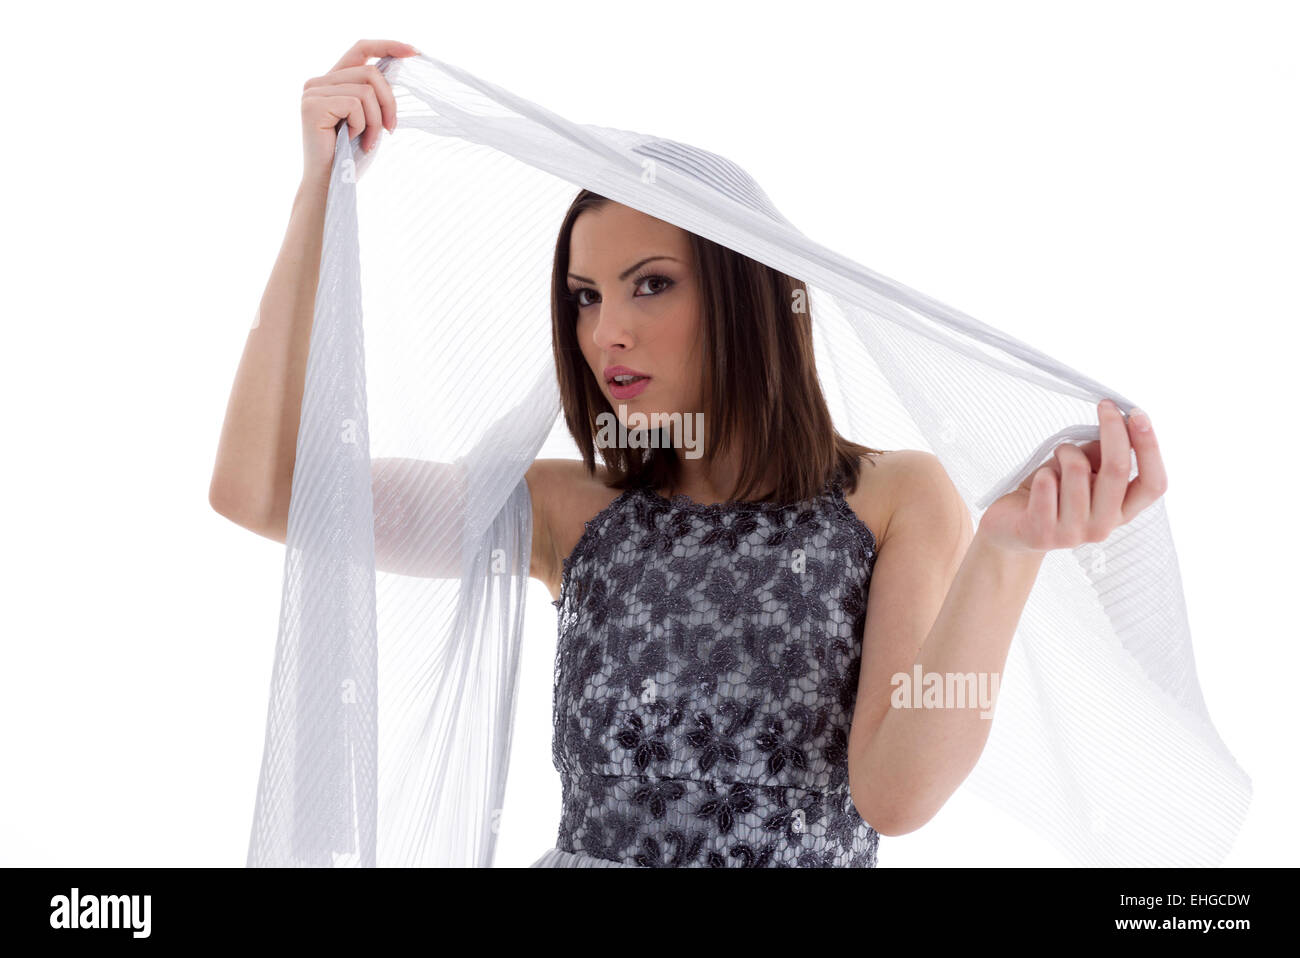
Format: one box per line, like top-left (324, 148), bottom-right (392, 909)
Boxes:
top-left (551, 477), bottom-right (880, 867)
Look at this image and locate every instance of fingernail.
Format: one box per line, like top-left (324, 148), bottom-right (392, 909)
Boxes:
top-left (1129, 408), bottom-right (1151, 432)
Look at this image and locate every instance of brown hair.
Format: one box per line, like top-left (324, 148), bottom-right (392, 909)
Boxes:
top-left (551, 190), bottom-right (884, 504)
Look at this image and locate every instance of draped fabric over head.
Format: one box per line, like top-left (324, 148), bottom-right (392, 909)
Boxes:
top-left (244, 52), bottom-right (1251, 867)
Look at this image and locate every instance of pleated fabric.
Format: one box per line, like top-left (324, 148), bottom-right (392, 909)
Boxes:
top-left (244, 51), bottom-right (1251, 868)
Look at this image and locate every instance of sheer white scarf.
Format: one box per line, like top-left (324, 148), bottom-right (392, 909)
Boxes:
top-left (244, 53), bottom-right (1251, 867)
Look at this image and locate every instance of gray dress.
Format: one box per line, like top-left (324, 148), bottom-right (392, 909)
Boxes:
top-left (532, 475), bottom-right (881, 868)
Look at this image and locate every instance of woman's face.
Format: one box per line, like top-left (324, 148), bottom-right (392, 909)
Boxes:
top-left (566, 202), bottom-right (704, 427)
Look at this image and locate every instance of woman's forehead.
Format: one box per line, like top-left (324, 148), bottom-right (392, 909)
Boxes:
top-left (569, 207), bottom-right (690, 271)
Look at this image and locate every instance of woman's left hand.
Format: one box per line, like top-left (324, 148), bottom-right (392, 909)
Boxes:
top-left (977, 399), bottom-right (1168, 555)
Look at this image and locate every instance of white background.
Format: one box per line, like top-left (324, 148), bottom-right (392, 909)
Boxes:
top-left (1, 0), bottom-right (1294, 867)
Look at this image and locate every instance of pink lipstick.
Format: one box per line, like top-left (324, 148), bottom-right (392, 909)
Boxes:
top-left (604, 364), bottom-right (652, 400)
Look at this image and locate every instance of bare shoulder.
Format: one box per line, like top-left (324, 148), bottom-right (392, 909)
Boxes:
top-left (525, 459), bottom-right (623, 601)
top-left (842, 449), bottom-right (971, 554)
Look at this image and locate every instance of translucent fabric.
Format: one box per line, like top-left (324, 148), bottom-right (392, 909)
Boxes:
top-left (244, 52), bottom-right (1251, 868)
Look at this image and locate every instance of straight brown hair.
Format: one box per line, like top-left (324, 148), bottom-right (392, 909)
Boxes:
top-left (551, 190), bottom-right (884, 504)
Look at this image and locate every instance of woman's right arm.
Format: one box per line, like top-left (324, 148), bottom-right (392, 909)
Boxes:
top-left (207, 38), bottom-right (415, 540)
top-left (209, 39), bottom-right (563, 589)
top-left (206, 170), bottom-right (328, 540)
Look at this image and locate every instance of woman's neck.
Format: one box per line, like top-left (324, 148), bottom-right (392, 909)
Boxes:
top-left (659, 454), bottom-right (774, 505)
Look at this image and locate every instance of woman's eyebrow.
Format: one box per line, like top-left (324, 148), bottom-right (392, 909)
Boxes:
top-left (567, 255), bottom-right (681, 285)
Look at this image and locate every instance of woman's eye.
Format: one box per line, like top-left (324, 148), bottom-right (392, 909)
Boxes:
top-left (569, 275), bottom-right (671, 309)
top-left (635, 274), bottom-right (672, 296)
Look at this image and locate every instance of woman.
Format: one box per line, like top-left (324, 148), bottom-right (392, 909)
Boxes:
top-left (212, 39), bottom-right (1167, 868)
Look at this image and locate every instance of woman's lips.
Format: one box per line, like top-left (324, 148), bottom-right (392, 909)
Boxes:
top-left (609, 375), bottom-right (651, 399)
top-left (605, 364), bottom-right (651, 400)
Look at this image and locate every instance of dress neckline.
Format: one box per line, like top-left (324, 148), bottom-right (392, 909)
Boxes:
top-left (638, 476), bottom-right (843, 516)
top-left (552, 473), bottom-right (876, 611)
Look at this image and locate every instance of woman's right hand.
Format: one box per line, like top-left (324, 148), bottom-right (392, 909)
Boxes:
top-left (300, 38), bottom-right (420, 183)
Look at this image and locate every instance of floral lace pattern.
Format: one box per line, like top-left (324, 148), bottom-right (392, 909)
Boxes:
top-left (551, 477), bottom-right (881, 867)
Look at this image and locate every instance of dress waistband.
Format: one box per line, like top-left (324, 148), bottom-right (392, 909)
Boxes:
top-left (529, 846), bottom-right (637, 868)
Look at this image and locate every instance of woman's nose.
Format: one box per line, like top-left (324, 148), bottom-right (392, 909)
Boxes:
top-left (590, 309), bottom-right (632, 351)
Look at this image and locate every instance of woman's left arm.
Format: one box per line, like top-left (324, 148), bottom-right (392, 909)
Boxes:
top-left (847, 399), bottom-right (1166, 836)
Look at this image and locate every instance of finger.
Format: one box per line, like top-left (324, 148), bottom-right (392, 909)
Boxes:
top-left (310, 64), bottom-right (399, 133)
top-left (1017, 449), bottom-right (1061, 494)
top-left (330, 39), bottom-right (420, 74)
top-left (304, 82), bottom-right (384, 149)
top-left (1073, 438), bottom-right (1102, 472)
top-left (1026, 464), bottom-right (1058, 548)
top-left (309, 95), bottom-right (367, 141)
top-left (1091, 399), bottom-right (1133, 529)
top-left (366, 61), bottom-right (400, 133)
top-left (1121, 407), bottom-right (1169, 523)
top-left (1054, 443), bottom-right (1093, 541)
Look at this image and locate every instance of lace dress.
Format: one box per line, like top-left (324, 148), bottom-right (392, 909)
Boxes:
top-left (531, 475), bottom-right (881, 868)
